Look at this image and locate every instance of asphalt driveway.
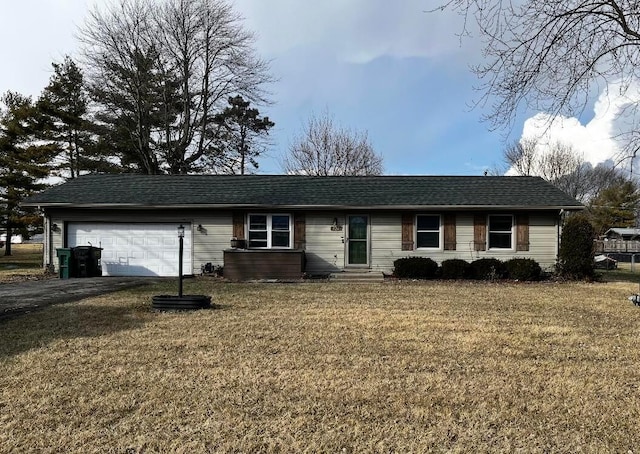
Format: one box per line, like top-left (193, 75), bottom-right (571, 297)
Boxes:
top-left (0, 277), bottom-right (160, 320)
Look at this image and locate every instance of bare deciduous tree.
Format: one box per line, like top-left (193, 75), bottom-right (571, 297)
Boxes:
top-left (78, 0), bottom-right (272, 174)
top-left (283, 112), bottom-right (383, 176)
top-left (504, 138), bottom-right (627, 202)
top-left (504, 138), bottom-right (538, 177)
top-left (438, 1), bottom-right (640, 164)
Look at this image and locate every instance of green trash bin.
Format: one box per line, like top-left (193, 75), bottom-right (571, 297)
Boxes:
top-left (56, 248), bottom-right (73, 279)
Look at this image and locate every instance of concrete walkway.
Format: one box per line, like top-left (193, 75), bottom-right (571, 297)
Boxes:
top-left (0, 277), bottom-right (160, 320)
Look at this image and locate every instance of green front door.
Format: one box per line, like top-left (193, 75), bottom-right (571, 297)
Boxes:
top-left (347, 215), bottom-right (369, 266)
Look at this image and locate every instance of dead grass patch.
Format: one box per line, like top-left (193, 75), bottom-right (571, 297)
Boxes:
top-left (0, 243), bottom-right (49, 283)
top-left (1, 280), bottom-right (640, 452)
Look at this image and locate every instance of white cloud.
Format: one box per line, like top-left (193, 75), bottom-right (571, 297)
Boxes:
top-left (518, 80), bottom-right (640, 171)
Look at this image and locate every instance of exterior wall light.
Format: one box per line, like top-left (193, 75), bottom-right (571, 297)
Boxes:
top-left (331, 217), bottom-right (342, 231)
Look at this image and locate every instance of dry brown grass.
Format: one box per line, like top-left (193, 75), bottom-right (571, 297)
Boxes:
top-left (1, 279), bottom-right (640, 452)
top-left (0, 243), bottom-right (49, 283)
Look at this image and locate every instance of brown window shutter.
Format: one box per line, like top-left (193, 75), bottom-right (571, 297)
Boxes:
top-left (232, 212), bottom-right (245, 239)
top-left (294, 213), bottom-right (306, 249)
top-left (516, 214), bottom-right (530, 251)
top-left (444, 214), bottom-right (456, 250)
top-left (473, 214), bottom-right (486, 251)
top-left (401, 213), bottom-right (414, 251)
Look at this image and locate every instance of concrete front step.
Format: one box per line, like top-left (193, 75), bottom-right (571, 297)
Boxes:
top-left (329, 271), bottom-right (384, 282)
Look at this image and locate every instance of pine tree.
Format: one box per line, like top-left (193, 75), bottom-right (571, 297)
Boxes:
top-left (38, 56), bottom-right (116, 178)
top-left (0, 92), bottom-right (55, 256)
top-left (588, 179), bottom-right (640, 235)
top-left (210, 95), bottom-right (274, 174)
top-left (90, 46), bottom-right (179, 174)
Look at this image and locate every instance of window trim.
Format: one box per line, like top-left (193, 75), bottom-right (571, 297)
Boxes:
top-left (487, 214), bottom-right (514, 250)
top-left (415, 214), bottom-right (443, 250)
top-left (247, 213), bottom-right (293, 249)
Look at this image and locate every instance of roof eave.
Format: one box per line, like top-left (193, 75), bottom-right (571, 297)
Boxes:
top-left (27, 202), bottom-right (585, 211)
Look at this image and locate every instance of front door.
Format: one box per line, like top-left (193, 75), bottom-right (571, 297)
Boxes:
top-left (346, 215), bottom-right (369, 266)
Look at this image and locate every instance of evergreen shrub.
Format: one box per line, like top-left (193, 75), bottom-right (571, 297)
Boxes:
top-left (393, 257), bottom-right (439, 279)
top-left (470, 258), bottom-right (507, 280)
top-left (557, 214), bottom-right (595, 280)
top-left (440, 259), bottom-right (471, 279)
top-left (505, 258), bottom-right (541, 281)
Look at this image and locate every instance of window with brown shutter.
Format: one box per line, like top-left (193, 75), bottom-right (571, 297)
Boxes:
top-left (444, 213), bottom-right (456, 250)
top-left (474, 214), bottom-right (487, 251)
top-left (516, 214), bottom-right (530, 251)
top-left (401, 213), bottom-right (414, 251)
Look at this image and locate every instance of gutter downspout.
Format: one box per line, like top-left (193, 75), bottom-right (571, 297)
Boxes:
top-left (557, 209), bottom-right (565, 264)
top-left (43, 209), bottom-right (51, 270)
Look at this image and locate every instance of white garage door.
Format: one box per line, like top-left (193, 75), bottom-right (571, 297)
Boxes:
top-left (67, 223), bottom-right (192, 277)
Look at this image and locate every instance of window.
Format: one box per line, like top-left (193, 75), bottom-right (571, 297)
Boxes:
top-left (416, 215), bottom-right (441, 249)
top-left (488, 215), bottom-right (513, 249)
top-left (248, 214), bottom-right (291, 248)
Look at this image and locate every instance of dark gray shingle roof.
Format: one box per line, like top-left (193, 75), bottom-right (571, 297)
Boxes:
top-left (24, 174), bottom-right (584, 210)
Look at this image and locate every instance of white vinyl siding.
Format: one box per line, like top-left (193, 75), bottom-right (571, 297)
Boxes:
top-left (369, 212), bottom-right (559, 273)
top-left (304, 212), bottom-right (345, 273)
top-left (370, 213), bottom-right (402, 272)
top-left (191, 212), bottom-right (232, 274)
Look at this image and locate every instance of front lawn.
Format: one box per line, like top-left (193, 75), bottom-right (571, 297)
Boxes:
top-left (0, 243), bottom-right (48, 283)
top-left (1, 279), bottom-right (639, 451)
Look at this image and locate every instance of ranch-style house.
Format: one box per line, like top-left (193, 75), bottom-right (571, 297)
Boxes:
top-left (23, 174), bottom-right (584, 279)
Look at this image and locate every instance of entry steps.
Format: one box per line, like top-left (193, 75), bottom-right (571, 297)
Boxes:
top-left (329, 270), bottom-right (384, 283)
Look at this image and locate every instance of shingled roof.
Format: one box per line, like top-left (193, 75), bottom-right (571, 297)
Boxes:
top-left (23, 174), bottom-right (584, 210)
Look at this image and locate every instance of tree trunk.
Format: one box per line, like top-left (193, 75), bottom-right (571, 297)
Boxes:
top-left (4, 225), bottom-right (12, 256)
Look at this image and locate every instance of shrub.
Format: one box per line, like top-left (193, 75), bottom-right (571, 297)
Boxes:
top-left (505, 258), bottom-right (541, 281)
top-left (440, 259), bottom-right (471, 279)
top-left (469, 258), bottom-right (506, 280)
top-left (557, 214), bottom-right (595, 280)
top-left (393, 257), bottom-right (439, 279)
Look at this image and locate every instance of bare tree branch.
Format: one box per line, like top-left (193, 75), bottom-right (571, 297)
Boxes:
top-left (439, 1), bottom-right (640, 165)
top-left (283, 111), bottom-right (383, 176)
top-left (78, 0), bottom-right (272, 174)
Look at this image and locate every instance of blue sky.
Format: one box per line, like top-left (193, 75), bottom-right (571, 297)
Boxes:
top-left (0, 0), bottom-right (626, 175)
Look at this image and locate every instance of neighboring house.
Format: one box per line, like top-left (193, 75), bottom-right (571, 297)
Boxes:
top-left (603, 228), bottom-right (640, 241)
top-left (23, 174), bottom-right (584, 279)
top-left (595, 228), bottom-right (640, 254)
top-left (0, 234), bottom-right (23, 247)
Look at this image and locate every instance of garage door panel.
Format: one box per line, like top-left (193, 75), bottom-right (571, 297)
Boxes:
top-left (67, 223), bottom-right (191, 277)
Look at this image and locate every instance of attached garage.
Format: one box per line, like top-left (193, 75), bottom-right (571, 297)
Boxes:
top-left (67, 223), bottom-right (192, 277)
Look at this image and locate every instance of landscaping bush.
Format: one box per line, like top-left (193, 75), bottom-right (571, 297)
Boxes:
top-left (393, 257), bottom-right (439, 279)
top-left (440, 259), bottom-right (471, 279)
top-left (505, 258), bottom-right (542, 281)
top-left (557, 214), bottom-right (595, 280)
top-left (469, 258), bottom-right (507, 280)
